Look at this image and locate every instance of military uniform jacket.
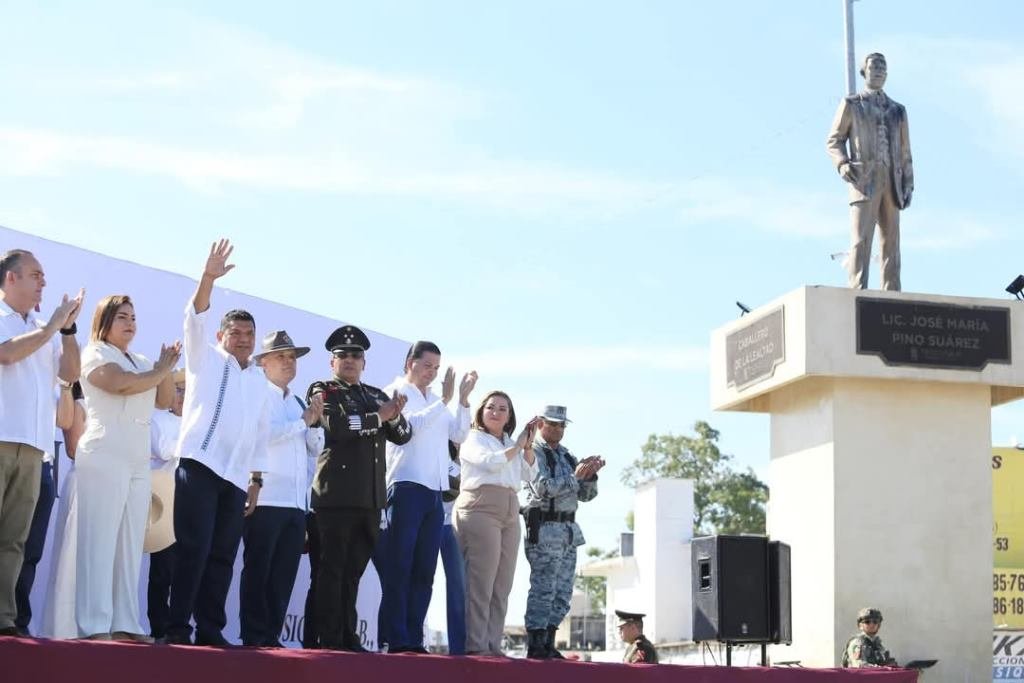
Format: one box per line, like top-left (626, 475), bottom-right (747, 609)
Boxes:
top-left (524, 440), bottom-right (597, 547)
top-left (307, 378), bottom-right (412, 510)
top-left (624, 635), bottom-right (658, 664)
top-left (842, 633), bottom-right (895, 668)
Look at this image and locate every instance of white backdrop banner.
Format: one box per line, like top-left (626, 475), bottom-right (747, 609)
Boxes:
top-left (1, 225), bottom-right (409, 648)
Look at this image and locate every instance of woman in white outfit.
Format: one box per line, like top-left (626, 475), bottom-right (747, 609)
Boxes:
top-left (452, 391), bottom-right (538, 656)
top-left (74, 295), bottom-right (180, 640)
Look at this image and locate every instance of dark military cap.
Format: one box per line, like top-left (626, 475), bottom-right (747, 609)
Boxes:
top-left (615, 610), bottom-right (646, 626)
top-left (325, 325), bottom-right (371, 353)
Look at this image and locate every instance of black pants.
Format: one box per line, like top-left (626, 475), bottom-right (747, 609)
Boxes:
top-left (302, 512), bottom-right (320, 648)
top-left (315, 507), bottom-right (378, 650)
top-left (167, 459), bottom-right (246, 642)
top-left (147, 543), bottom-right (176, 638)
top-left (240, 506), bottom-right (305, 646)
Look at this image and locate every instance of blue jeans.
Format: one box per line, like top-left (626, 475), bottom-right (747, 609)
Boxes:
top-left (240, 506), bottom-right (305, 646)
top-left (379, 482), bottom-right (443, 650)
top-left (167, 459), bottom-right (246, 642)
top-left (439, 523), bottom-right (466, 655)
top-left (15, 461), bottom-right (55, 631)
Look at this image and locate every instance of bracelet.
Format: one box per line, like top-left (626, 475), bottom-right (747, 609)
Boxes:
top-left (249, 476), bottom-right (263, 488)
top-left (59, 322), bottom-right (77, 336)
top-left (57, 377), bottom-right (73, 389)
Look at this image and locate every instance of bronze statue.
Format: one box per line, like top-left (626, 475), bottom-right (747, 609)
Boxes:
top-left (827, 53), bottom-right (914, 291)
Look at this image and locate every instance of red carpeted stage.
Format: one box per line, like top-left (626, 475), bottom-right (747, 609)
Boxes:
top-left (0, 636), bottom-right (918, 683)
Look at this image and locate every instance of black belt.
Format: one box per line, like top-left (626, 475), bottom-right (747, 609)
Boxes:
top-left (539, 511), bottom-right (575, 523)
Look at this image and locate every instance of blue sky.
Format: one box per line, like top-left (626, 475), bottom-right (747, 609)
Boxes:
top-left (3, 1), bottom-right (1024, 631)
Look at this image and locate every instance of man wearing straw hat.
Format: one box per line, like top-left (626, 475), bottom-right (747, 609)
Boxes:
top-left (239, 331), bottom-right (323, 647)
top-left (146, 369), bottom-right (185, 642)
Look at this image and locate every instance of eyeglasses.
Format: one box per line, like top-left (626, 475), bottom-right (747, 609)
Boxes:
top-left (332, 350), bottom-right (364, 360)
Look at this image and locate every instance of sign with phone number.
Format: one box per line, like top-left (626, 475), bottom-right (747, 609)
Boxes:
top-left (994, 570), bottom-right (1024, 629)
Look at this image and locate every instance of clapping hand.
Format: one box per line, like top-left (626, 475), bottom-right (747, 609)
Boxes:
top-left (440, 366), bottom-right (456, 404)
top-left (303, 393), bottom-right (324, 427)
top-left (49, 288), bottom-right (85, 332)
top-left (204, 239), bottom-right (235, 280)
top-left (575, 455), bottom-right (606, 481)
top-left (378, 391), bottom-right (408, 422)
top-left (516, 417), bottom-right (541, 450)
top-left (458, 371), bottom-right (478, 406)
top-left (154, 341), bottom-right (183, 374)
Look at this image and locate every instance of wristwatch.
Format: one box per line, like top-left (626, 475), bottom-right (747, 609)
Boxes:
top-left (59, 322), bottom-right (77, 336)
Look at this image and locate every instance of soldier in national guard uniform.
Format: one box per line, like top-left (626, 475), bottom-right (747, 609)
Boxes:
top-left (306, 325), bottom-right (411, 651)
top-left (616, 610), bottom-right (658, 664)
top-left (842, 607), bottom-right (897, 668)
top-left (523, 405), bottom-right (604, 659)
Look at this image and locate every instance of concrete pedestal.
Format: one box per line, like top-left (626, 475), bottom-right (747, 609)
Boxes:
top-left (710, 286), bottom-right (1024, 682)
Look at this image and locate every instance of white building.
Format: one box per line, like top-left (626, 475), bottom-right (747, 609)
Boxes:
top-left (581, 478), bottom-right (694, 662)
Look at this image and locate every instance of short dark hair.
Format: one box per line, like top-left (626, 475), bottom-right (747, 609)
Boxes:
top-left (404, 340), bottom-right (441, 372)
top-left (0, 249), bottom-right (32, 287)
top-left (859, 52), bottom-right (886, 77)
top-left (472, 390), bottom-right (517, 437)
top-left (219, 309), bottom-right (255, 332)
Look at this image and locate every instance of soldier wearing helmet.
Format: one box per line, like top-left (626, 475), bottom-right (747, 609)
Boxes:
top-left (841, 607), bottom-right (897, 668)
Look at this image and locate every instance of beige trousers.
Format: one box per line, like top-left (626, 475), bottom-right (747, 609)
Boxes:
top-left (849, 163), bottom-right (901, 291)
top-left (0, 441), bottom-right (43, 629)
top-left (452, 485), bottom-right (521, 655)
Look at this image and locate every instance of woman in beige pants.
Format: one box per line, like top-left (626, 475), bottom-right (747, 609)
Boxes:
top-left (453, 391), bottom-right (538, 655)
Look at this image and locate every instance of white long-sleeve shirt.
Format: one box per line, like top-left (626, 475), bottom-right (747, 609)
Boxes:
top-left (258, 382), bottom-right (324, 511)
top-left (458, 428), bottom-right (537, 492)
top-left (174, 304), bottom-right (271, 491)
top-left (150, 409), bottom-right (181, 472)
top-left (384, 377), bottom-right (470, 490)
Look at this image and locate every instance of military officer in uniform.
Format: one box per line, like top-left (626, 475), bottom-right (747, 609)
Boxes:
top-left (306, 325), bottom-right (411, 651)
top-left (523, 405), bottom-right (603, 659)
top-left (842, 607), bottom-right (897, 668)
top-left (616, 610), bottom-right (658, 664)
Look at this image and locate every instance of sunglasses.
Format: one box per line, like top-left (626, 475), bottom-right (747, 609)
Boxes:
top-left (332, 350), bottom-right (364, 360)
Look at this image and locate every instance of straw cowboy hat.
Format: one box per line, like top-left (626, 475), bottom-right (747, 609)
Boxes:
top-left (144, 468), bottom-right (176, 553)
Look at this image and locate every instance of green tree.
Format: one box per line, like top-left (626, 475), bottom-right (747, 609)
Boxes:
top-left (575, 546), bottom-right (618, 612)
top-left (620, 420), bottom-right (767, 536)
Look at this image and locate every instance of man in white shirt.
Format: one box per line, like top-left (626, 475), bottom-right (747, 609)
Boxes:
top-left (147, 369), bottom-right (184, 641)
top-left (240, 330), bottom-right (323, 647)
top-left (0, 248), bottom-right (83, 636)
top-left (166, 239), bottom-right (271, 646)
top-left (379, 341), bottom-right (476, 653)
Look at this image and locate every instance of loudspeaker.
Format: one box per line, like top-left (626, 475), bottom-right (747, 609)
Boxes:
top-left (691, 535), bottom-right (770, 643)
top-left (768, 540), bottom-right (792, 645)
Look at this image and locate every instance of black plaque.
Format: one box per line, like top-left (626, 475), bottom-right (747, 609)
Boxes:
top-left (726, 307), bottom-right (785, 389)
top-left (856, 297), bottom-right (1011, 370)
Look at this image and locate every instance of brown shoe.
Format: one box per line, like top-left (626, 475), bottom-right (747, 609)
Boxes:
top-left (112, 631), bottom-right (155, 644)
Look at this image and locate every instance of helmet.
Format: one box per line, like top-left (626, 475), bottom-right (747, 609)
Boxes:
top-left (857, 607), bottom-right (883, 623)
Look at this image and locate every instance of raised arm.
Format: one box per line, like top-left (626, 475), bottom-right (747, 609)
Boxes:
top-left (191, 239), bottom-right (235, 315)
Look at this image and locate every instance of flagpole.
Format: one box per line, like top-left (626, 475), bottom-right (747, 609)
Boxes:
top-left (843, 0), bottom-right (857, 95)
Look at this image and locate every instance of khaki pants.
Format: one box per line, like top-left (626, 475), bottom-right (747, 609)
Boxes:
top-left (849, 163), bottom-right (901, 291)
top-left (0, 441), bottom-right (43, 629)
top-left (452, 485), bottom-right (521, 654)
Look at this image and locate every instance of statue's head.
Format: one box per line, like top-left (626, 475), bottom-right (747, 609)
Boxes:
top-left (859, 53), bottom-right (887, 90)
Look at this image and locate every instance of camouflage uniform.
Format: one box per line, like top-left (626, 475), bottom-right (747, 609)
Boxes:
top-left (523, 439), bottom-right (598, 632)
top-left (842, 633), bottom-right (895, 667)
top-left (624, 634), bottom-right (659, 664)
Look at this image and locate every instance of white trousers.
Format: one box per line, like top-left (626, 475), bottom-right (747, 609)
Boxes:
top-left (74, 445), bottom-right (150, 637)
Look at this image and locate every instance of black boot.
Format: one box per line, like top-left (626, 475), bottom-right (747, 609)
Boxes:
top-left (526, 629), bottom-right (549, 659)
top-left (545, 626), bottom-right (564, 659)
